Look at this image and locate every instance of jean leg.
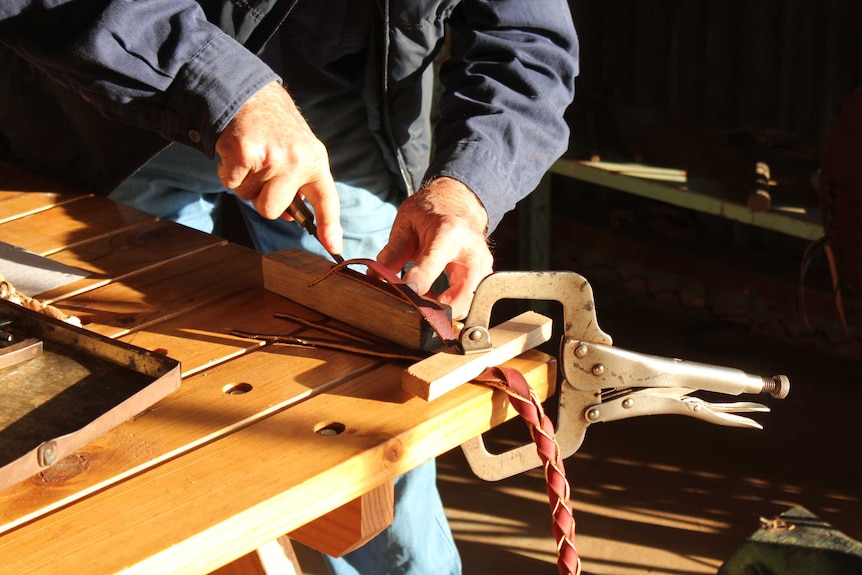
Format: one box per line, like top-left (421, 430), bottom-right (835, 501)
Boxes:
top-left (108, 144), bottom-right (225, 234)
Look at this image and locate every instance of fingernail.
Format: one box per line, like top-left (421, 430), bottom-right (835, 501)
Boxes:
top-left (406, 282), bottom-right (418, 293)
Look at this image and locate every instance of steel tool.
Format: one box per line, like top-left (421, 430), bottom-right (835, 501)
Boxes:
top-left (285, 195), bottom-right (344, 264)
top-left (452, 271), bottom-right (790, 481)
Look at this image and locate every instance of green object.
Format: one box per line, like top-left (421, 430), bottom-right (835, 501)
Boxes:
top-left (718, 506), bottom-right (862, 575)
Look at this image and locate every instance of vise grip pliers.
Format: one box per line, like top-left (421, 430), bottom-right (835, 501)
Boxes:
top-left (457, 271), bottom-right (790, 481)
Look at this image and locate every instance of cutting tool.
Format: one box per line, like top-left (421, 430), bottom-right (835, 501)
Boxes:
top-left (285, 195), bottom-right (344, 264)
top-left (447, 270), bottom-right (791, 481)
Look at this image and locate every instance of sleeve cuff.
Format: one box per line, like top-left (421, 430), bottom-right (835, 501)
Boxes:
top-left (162, 31), bottom-right (280, 156)
top-left (425, 141), bottom-right (517, 234)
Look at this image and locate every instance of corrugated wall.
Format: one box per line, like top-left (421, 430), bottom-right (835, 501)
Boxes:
top-left (570, 0), bottom-right (862, 150)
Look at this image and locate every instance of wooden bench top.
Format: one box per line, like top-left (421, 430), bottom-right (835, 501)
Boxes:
top-left (0, 166), bottom-right (555, 574)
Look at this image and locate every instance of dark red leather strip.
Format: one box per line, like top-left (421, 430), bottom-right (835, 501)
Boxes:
top-left (476, 366), bottom-right (581, 575)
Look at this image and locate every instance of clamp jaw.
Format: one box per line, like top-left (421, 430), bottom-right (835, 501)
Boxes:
top-left (457, 271), bottom-right (790, 481)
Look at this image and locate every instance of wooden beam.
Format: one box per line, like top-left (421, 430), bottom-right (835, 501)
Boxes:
top-left (289, 480), bottom-right (394, 557)
top-left (403, 311), bottom-right (553, 401)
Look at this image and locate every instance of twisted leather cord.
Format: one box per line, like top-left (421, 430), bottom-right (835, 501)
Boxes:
top-left (476, 366), bottom-right (581, 575)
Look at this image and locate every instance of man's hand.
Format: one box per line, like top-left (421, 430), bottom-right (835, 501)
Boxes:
top-left (376, 177), bottom-right (493, 320)
top-left (215, 81), bottom-right (343, 255)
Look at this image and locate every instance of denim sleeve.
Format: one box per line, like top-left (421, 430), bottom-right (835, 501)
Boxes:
top-left (426, 0), bottom-right (579, 232)
top-left (0, 1), bottom-right (279, 156)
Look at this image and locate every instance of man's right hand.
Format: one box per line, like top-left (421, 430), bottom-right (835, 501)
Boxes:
top-left (215, 81), bottom-right (343, 256)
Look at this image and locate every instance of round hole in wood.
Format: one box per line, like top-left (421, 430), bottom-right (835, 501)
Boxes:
top-left (222, 382), bottom-right (253, 395)
top-left (314, 421), bottom-right (346, 436)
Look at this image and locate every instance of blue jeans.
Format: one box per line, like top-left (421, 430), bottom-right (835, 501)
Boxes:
top-left (110, 91), bottom-right (460, 575)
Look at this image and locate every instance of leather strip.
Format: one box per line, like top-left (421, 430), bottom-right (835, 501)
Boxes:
top-left (229, 329), bottom-right (428, 362)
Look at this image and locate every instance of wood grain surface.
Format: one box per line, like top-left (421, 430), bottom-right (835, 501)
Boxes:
top-left (0, 165), bottom-right (556, 574)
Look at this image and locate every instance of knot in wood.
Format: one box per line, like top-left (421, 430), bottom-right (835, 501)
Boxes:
top-left (383, 439), bottom-right (404, 466)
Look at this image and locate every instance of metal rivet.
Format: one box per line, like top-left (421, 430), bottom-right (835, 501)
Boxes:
top-left (586, 408), bottom-right (601, 421)
top-left (468, 329), bottom-right (483, 341)
top-left (591, 363), bottom-right (605, 376)
top-left (314, 422), bottom-right (346, 436)
top-left (37, 441), bottom-right (57, 467)
top-left (187, 129), bottom-right (201, 144)
top-left (222, 382), bottom-right (253, 395)
top-left (622, 398), bottom-right (634, 409)
top-left (574, 344), bottom-right (588, 358)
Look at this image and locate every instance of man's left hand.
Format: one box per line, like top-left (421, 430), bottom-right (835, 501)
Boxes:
top-left (376, 177), bottom-right (493, 320)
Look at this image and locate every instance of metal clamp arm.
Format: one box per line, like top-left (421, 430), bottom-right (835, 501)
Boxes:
top-left (459, 271), bottom-right (612, 354)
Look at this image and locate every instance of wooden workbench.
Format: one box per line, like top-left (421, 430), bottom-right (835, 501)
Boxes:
top-left (0, 164), bottom-right (555, 574)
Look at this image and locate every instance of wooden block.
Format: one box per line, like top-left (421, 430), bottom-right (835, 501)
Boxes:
top-left (402, 311), bottom-right (553, 401)
top-left (289, 480), bottom-right (394, 557)
top-left (263, 248), bottom-right (448, 352)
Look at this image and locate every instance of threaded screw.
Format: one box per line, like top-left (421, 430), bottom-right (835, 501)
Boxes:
top-left (761, 375), bottom-right (790, 399)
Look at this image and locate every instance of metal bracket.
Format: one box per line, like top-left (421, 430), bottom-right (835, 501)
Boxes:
top-left (459, 271), bottom-right (612, 354)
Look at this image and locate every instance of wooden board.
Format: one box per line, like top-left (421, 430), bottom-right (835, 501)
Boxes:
top-left (0, 341), bottom-right (381, 535)
top-left (0, 350), bottom-right (554, 575)
top-left (117, 288), bottom-right (289, 377)
top-left (117, 288), bottom-right (370, 377)
top-left (403, 311), bottom-right (554, 401)
top-left (38, 220), bottom-right (223, 302)
top-left (263, 248), bottom-right (449, 352)
top-left (53, 243), bottom-right (261, 338)
top-left (0, 192), bottom-right (89, 224)
top-left (0, 196), bottom-right (154, 255)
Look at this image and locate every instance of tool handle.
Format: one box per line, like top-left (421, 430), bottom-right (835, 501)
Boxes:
top-left (286, 195), bottom-right (316, 234)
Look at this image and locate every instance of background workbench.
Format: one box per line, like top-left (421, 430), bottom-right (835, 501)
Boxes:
top-left (0, 163), bottom-right (554, 574)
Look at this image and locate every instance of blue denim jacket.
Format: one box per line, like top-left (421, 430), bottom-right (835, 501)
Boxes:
top-left (0, 0), bottom-right (578, 232)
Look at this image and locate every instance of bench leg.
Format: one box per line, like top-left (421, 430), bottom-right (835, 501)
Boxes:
top-left (210, 536), bottom-right (302, 575)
